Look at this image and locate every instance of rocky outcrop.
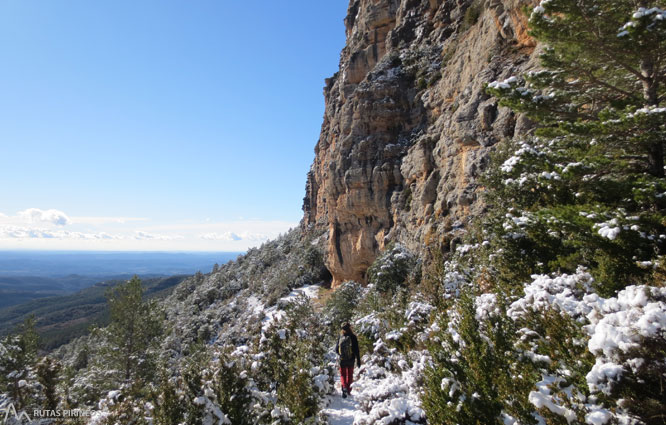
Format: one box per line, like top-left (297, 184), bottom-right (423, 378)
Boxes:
top-left (304, 0), bottom-right (538, 287)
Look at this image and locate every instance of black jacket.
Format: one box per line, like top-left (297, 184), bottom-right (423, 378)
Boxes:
top-left (335, 331), bottom-right (361, 367)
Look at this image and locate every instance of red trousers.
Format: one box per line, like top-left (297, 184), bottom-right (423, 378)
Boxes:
top-left (340, 366), bottom-right (354, 392)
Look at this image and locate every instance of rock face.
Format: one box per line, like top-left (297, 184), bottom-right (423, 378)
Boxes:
top-left (303, 0), bottom-right (538, 287)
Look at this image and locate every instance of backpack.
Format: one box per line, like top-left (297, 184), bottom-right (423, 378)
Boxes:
top-left (339, 335), bottom-right (354, 361)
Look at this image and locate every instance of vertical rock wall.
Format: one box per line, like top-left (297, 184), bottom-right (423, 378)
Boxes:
top-left (304, 0), bottom-right (538, 287)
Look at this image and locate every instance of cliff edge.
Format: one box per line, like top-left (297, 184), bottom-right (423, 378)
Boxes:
top-left (303, 0), bottom-right (538, 287)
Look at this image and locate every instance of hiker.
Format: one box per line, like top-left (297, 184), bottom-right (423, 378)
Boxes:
top-left (335, 322), bottom-right (361, 398)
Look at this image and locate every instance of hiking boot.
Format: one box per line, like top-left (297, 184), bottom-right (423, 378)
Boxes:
top-left (342, 388), bottom-right (347, 398)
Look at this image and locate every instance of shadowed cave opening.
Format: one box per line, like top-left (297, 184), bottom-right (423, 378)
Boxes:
top-left (320, 266), bottom-right (333, 288)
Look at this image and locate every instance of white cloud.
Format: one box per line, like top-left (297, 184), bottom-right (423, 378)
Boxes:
top-left (199, 231), bottom-right (274, 242)
top-left (0, 225), bottom-right (123, 240)
top-left (18, 208), bottom-right (70, 226)
top-left (70, 216), bottom-right (148, 225)
top-left (133, 231), bottom-right (183, 241)
top-left (0, 215), bottom-right (297, 251)
top-left (0, 226), bottom-right (183, 241)
top-left (242, 232), bottom-right (272, 242)
top-left (200, 232), bottom-right (242, 241)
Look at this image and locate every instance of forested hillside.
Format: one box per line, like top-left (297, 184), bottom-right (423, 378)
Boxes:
top-left (0, 275), bottom-right (188, 350)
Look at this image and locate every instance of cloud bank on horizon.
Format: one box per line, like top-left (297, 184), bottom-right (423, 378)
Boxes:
top-left (0, 208), bottom-right (297, 251)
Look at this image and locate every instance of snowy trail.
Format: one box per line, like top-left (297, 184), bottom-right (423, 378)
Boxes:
top-left (322, 371), bottom-right (358, 425)
top-left (324, 394), bottom-right (357, 425)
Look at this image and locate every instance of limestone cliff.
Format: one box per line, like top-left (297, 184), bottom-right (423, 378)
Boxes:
top-left (303, 0), bottom-right (538, 287)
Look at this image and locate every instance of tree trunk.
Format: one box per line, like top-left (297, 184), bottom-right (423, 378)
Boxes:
top-left (640, 57), bottom-right (664, 177)
top-left (648, 142), bottom-right (665, 178)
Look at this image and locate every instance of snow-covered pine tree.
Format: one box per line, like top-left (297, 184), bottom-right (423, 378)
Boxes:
top-left (212, 349), bottom-right (253, 425)
top-left (91, 276), bottom-right (163, 394)
top-left (323, 281), bottom-right (362, 334)
top-left (417, 2), bottom-right (666, 424)
top-left (0, 317), bottom-right (39, 410)
top-left (489, 0), bottom-right (666, 175)
top-left (424, 2), bottom-right (665, 424)
top-left (254, 295), bottom-right (329, 424)
top-left (366, 244), bottom-right (417, 294)
top-left (422, 292), bottom-right (537, 425)
top-left (35, 356), bottom-right (62, 411)
top-left (151, 365), bottom-right (186, 425)
top-left (484, 0), bottom-right (666, 294)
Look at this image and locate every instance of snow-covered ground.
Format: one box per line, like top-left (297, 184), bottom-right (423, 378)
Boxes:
top-left (325, 394), bottom-right (358, 425)
top-left (261, 284), bottom-right (322, 331)
top-left (323, 371), bottom-right (358, 425)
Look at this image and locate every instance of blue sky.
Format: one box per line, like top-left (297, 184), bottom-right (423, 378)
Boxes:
top-left (0, 1), bottom-right (348, 251)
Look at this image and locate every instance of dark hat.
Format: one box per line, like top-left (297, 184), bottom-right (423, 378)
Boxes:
top-left (341, 322), bottom-right (351, 331)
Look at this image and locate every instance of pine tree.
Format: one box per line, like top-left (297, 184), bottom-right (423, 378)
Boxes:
top-left (0, 316), bottom-right (39, 409)
top-left (93, 276), bottom-right (163, 391)
top-left (436, 2), bottom-right (666, 424)
top-left (180, 343), bottom-right (209, 425)
top-left (366, 244), bottom-right (416, 293)
top-left (422, 292), bottom-right (537, 425)
top-left (254, 296), bottom-right (327, 424)
top-left (488, 0), bottom-right (666, 175)
top-left (151, 365), bottom-right (186, 425)
top-left (484, 0), bottom-right (666, 293)
top-left (36, 356), bottom-right (61, 411)
top-left (213, 351), bottom-right (253, 425)
top-left (323, 281), bottom-right (362, 334)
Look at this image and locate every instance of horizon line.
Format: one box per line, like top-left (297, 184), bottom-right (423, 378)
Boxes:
top-left (0, 249), bottom-right (246, 254)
